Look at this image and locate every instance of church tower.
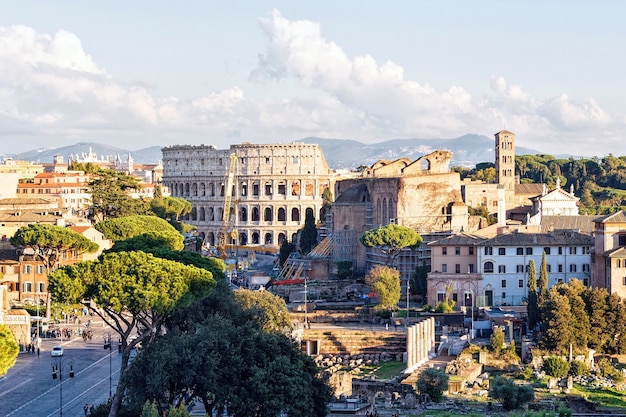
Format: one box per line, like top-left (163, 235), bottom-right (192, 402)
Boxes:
top-left (494, 130), bottom-right (516, 192)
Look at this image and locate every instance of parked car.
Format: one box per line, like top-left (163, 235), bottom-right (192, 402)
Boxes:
top-left (51, 345), bottom-right (64, 357)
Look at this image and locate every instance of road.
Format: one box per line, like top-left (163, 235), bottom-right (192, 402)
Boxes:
top-left (0, 319), bottom-right (122, 417)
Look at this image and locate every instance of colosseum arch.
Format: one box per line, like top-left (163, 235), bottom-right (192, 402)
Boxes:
top-left (239, 232), bottom-right (248, 246)
top-left (252, 232), bottom-right (260, 244)
top-left (264, 232), bottom-right (273, 245)
top-left (192, 183), bottom-right (198, 196)
top-left (239, 207), bottom-right (248, 222)
top-left (251, 207), bottom-right (260, 222)
top-left (277, 207), bottom-right (286, 222)
top-left (191, 207), bottom-right (197, 221)
top-left (185, 183), bottom-right (190, 196)
top-left (264, 207), bottom-right (273, 221)
top-left (305, 207), bottom-right (315, 222)
top-left (209, 183), bottom-right (215, 197)
top-left (278, 233), bottom-right (286, 245)
top-left (199, 207), bottom-right (205, 221)
top-left (208, 207), bottom-right (215, 221)
top-left (291, 207), bottom-right (300, 222)
top-left (200, 183), bottom-right (205, 196)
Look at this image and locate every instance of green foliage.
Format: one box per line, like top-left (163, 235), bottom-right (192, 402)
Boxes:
top-left (167, 403), bottom-right (191, 417)
top-left (519, 366), bottom-right (534, 380)
top-left (299, 210), bottom-right (318, 255)
top-left (365, 265), bottom-right (401, 311)
top-left (140, 401), bottom-right (160, 417)
top-left (527, 259), bottom-right (540, 329)
top-left (0, 324), bottom-right (19, 376)
top-left (490, 327), bottom-right (505, 354)
top-left (122, 281), bottom-right (333, 417)
top-left (596, 357), bottom-right (623, 382)
top-left (88, 168), bottom-right (148, 221)
top-left (540, 291), bottom-right (574, 354)
top-left (336, 261), bottom-right (353, 279)
top-left (95, 214), bottom-right (178, 241)
top-left (416, 367), bottom-right (449, 403)
top-left (537, 252), bottom-right (549, 308)
top-left (109, 230), bottom-right (184, 252)
top-left (434, 300), bottom-right (454, 313)
top-left (569, 359), bottom-right (590, 376)
top-left (468, 206), bottom-right (497, 225)
top-left (542, 356), bottom-right (570, 378)
top-left (410, 261), bottom-right (430, 302)
top-left (233, 288), bottom-right (292, 333)
top-left (490, 376), bottom-right (535, 410)
top-left (150, 196), bottom-right (192, 232)
top-left (10, 223), bottom-right (99, 270)
top-left (359, 224), bottom-right (422, 266)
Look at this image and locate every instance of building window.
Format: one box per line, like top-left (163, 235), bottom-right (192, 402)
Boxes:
top-left (558, 246), bottom-right (563, 255)
top-left (619, 234), bottom-right (626, 246)
top-left (498, 265), bottom-right (506, 273)
top-left (526, 247), bottom-right (533, 255)
top-left (583, 263), bottom-right (590, 272)
top-left (569, 247), bottom-right (577, 255)
top-left (37, 265), bottom-right (44, 274)
top-left (544, 247), bottom-right (551, 255)
top-left (570, 264), bottom-right (577, 273)
top-left (265, 157), bottom-right (270, 164)
top-left (485, 247), bottom-right (493, 255)
top-left (441, 264), bottom-right (447, 273)
top-left (502, 292), bottom-right (506, 301)
top-left (277, 183), bottom-right (286, 195)
top-left (623, 277), bottom-right (626, 286)
top-left (516, 265), bottom-right (524, 273)
top-left (455, 264), bottom-right (461, 274)
top-left (557, 278), bottom-right (564, 284)
top-left (37, 282), bottom-right (45, 292)
top-left (455, 247), bottom-right (461, 255)
top-left (518, 279), bottom-right (524, 288)
top-left (23, 282), bottom-right (32, 292)
top-left (484, 261), bottom-right (494, 273)
top-left (24, 265), bottom-right (32, 274)
top-left (442, 247), bottom-right (447, 255)
top-left (516, 247), bottom-right (523, 255)
top-left (501, 279), bottom-right (507, 288)
top-left (583, 278), bottom-right (589, 286)
top-left (558, 264), bottom-right (563, 273)
top-left (547, 264), bottom-right (552, 273)
top-left (498, 248), bottom-right (506, 256)
top-left (468, 264), bottom-right (475, 273)
top-left (469, 247), bottom-right (474, 255)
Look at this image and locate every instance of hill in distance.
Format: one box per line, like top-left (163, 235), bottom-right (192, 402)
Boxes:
top-left (5, 135), bottom-right (547, 170)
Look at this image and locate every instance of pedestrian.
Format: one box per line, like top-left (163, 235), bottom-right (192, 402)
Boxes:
top-left (84, 403), bottom-right (89, 416)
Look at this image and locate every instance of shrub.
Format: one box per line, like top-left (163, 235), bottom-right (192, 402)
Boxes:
top-left (569, 360), bottom-right (590, 376)
top-left (542, 356), bottom-right (570, 378)
top-left (490, 376), bottom-right (535, 410)
top-left (519, 366), bottom-right (534, 380)
top-left (490, 327), bottom-right (504, 354)
top-left (416, 367), bottom-right (449, 403)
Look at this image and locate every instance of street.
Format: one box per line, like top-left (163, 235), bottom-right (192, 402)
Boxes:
top-left (0, 319), bottom-right (122, 417)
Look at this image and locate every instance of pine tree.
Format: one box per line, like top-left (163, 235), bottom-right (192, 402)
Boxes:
top-left (526, 259), bottom-right (540, 330)
top-left (537, 251), bottom-right (549, 308)
top-left (299, 211), bottom-right (318, 255)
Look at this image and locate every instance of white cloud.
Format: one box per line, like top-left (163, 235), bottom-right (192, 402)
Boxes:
top-left (0, 13), bottom-right (624, 158)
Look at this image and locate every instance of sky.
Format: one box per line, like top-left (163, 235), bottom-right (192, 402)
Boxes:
top-left (1, 1), bottom-right (625, 157)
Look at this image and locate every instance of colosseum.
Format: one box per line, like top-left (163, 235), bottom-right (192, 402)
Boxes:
top-left (161, 143), bottom-right (335, 250)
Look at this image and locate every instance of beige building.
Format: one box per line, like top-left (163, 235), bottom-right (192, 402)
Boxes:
top-left (161, 143), bottom-right (335, 249)
top-left (591, 211), bottom-right (626, 299)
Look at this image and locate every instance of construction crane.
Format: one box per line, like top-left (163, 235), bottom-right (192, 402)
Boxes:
top-left (217, 153), bottom-right (238, 259)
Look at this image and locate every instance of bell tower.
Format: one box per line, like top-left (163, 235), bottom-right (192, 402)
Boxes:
top-left (494, 130), bottom-right (516, 192)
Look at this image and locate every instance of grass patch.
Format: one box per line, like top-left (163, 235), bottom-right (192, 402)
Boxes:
top-left (571, 383), bottom-right (626, 408)
top-left (361, 361), bottom-right (406, 379)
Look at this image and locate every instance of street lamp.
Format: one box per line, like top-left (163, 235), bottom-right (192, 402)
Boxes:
top-left (104, 332), bottom-right (112, 398)
top-left (52, 357), bottom-right (74, 417)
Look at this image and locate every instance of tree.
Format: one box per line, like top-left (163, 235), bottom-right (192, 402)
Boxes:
top-left (540, 291), bottom-right (574, 354)
top-left (526, 259), bottom-right (540, 329)
top-left (410, 261), bottom-right (429, 303)
top-left (0, 324), bottom-right (18, 376)
top-left (233, 288), bottom-right (293, 333)
top-left (150, 196), bottom-right (192, 231)
top-left (95, 215), bottom-right (179, 242)
top-left (365, 265), bottom-right (401, 311)
top-left (320, 187), bottom-right (333, 223)
top-left (299, 211), bottom-right (318, 255)
top-left (88, 169), bottom-right (147, 222)
top-left (48, 251), bottom-right (216, 417)
top-left (279, 240), bottom-right (295, 268)
top-left (359, 224), bottom-right (422, 266)
top-left (416, 367), bottom-right (448, 403)
top-left (123, 282), bottom-right (332, 417)
top-left (583, 287), bottom-right (610, 352)
top-left (10, 224), bottom-right (99, 272)
top-left (490, 376), bottom-right (534, 410)
top-left (537, 252), bottom-right (549, 308)
top-left (490, 326), bottom-right (505, 354)
top-left (542, 356), bottom-right (570, 378)
top-left (108, 230), bottom-right (184, 252)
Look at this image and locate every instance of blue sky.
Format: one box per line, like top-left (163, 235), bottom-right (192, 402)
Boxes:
top-left (1, 1), bottom-right (625, 157)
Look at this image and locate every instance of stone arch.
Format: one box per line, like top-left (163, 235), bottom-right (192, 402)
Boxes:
top-left (239, 232), bottom-right (247, 246)
top-left (264, 207), bottom-right (273, 221)
top-left (185, 183), bottom-right (190, 196)
top-left (382, 198), bottom-right (388, 225)
top-left (277, 207), bottom-right (286, 222)
top-left (209, 183), bottom-right (215, 197)
top-left (278, 232), bottom-right (286, 245)
top-left (305, 207), bottom-right (315, 222)
top-left (208, 207), bottom-right (215, 221)
top-left (190, 207), bottom-right (197, 221)
top-left (388, 199), bottom-right (394, 221)
top-left (483, 261), bottom-right (494, 273)
top-left (200, 183), bottom-right (206, 196)
top-left (192, 183), bottom-right (198, 196)
top-left (420, 158), bottom-right (430, 171)
top-left (251, 207), bottom-right (260, 222)
top-left (264, 232), bottom-right (273, 245)
top-left (199, 207), bottom-right (205, 221)
top-left (377, 198), bottom-right (382, 225)
top-left (251, 232), bottom-right (260, 244)
top-left (239, 207), bottom-right (248, 222)
top-left (291, 207), bottom-right (300, 222)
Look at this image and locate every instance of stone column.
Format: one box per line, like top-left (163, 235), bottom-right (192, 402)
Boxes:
top-left (406, 323), bottom-right (414, 369)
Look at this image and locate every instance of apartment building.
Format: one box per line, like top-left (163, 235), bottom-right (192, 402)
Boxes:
top-left (592, 211), bottom-right (626, 299)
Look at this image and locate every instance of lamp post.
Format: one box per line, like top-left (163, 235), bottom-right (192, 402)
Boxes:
top-left (104, 332), bottom-right (112, 398)
top-left (303, 278), bottom-right (308, 328)
top-left (52, 357), bottom-right (74, 417)
top-left (406, 279), bottom-right (410, 326)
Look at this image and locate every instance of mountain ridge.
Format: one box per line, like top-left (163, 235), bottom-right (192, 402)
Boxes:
top-left (2, 134), bottom-right (558, 170)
